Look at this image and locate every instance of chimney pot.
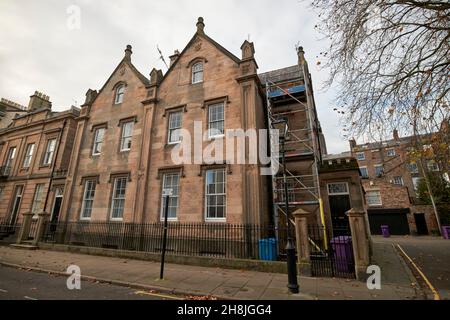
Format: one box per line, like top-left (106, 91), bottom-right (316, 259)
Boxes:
top-left (393, 129), bottom-right (400, 140)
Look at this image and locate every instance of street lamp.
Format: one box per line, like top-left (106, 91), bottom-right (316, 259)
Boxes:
top-left (273, 118), bottom-right (299, 294)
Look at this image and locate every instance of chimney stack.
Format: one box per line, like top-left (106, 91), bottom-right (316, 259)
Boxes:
top-left (297, 46), bottom-right (305, 65)
top-left (393, 129), bottom-right (400, 140)
top-left (349, 138), bottom-right (357, 150)
top-left (28, 91), bottom-right (52, 111)
top-left (169, 49), bottom-right (180, 67)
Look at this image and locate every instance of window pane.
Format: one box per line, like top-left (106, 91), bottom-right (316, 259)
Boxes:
top-left (31, 184), bottom-right (45, 217)
top-left (192, 62), bottom-right (203, 83)
top-left (168, 112), bottom-right (182, 143)
top-left (359, 167), bottom-right (368, 178)
top-left (328, 183), bottom-right (348, 195)
top-left (115, 85), bottom-right (125, 104)
top-left (205, 169), bottom-right (226, 220)
top-left (111, 177), bottom-right (127, 219)
top-left (161, 173), bottom-right (180, 219)
top-left (81, 180), bottom-right (96, 218)
top-left (121, 122), bottom-right (133, 150)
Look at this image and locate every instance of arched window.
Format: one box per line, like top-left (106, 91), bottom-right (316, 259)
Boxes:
top-left (114, 84), bottom-right (125, 104)
top-left (192, 62), bottom-right (203, 84)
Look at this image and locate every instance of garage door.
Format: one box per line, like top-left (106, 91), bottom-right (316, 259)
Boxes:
top-left (368, 208), bottom-right (410, 235)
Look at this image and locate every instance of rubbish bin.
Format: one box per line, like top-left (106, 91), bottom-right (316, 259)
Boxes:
top-left (442, 226), bottom-right (450, 240)
top-left (381, 225), bottom-right (390, 238)
top-left (330, 236), bottom-right (354, 273)
top-left (259, 238), bottom-right (277, 261)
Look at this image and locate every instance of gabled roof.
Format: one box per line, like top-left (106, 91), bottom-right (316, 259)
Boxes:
top-left (89, 49), bottom-right (149, 106)
top-left (159, 31), bottom-right (241, 86)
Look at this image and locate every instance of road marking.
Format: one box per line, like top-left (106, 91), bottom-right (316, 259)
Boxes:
top-left (396, 244), bottom-right (441, 300)
top-left (134, 290), bottom-right (183, 300)
top-left (24, 296), bottom-right (38, 300)
top-left (0, 289), bottom-right (7, 293)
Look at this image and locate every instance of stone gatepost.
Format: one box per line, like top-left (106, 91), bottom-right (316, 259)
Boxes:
top-left (17, 212), bottom-right (33, 244)
top-left (32, 212), bottom-right (50, 246)
top-left (346, 208), bottom-right (371, 281)
top-left (292, 208), bottom-right (311, 276)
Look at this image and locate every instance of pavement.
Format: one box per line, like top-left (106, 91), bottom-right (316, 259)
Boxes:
top-left (0, 244), bottom-right (422, 300)
top-left (0, 265), bottom-right (181, 300)
top-left (373, 236), bottom-right (450, 300)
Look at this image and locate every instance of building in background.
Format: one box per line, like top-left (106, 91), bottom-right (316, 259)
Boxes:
top-left (349, 129), bottom-right (444, 235)
top-left (0, 91), bottom-right (79, 241)
top-left (0, 98), bottom-right (27, 130)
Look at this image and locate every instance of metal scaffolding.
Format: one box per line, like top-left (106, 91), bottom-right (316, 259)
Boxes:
top-left (265, 62), bottom-right (327, 247)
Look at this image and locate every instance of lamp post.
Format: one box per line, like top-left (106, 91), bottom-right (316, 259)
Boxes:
top-left (160, 188), bottom-right (172, 280)
top-left (274, 119), bottom-right (299, 294)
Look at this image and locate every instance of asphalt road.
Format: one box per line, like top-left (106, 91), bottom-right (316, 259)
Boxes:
top-left (0, 265), bottom-right (180, 300)
top-left (389, 237), bottom-right (450, 300)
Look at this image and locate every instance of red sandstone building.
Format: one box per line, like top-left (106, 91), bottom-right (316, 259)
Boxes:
top-left (0, 19), bottom-right (369, 270)
top-left (0, 92), bottom-right (79, 233)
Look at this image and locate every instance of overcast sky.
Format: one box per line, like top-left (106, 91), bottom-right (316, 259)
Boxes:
top-left (0, 0), bottom-right (351, 154)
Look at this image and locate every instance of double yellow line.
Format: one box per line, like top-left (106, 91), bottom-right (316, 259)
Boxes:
top-left (396, 244), bottom-right (441, 301)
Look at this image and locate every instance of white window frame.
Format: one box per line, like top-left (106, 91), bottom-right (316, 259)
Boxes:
top-left (31, 184), bottom-right (45, 219)
top-left (207, 103), bottom-right (225, 138)
top-left (359, 166), bottom-right (368, 178)
top-left (5, 147), bottom-right (16, 168)
top-left (23, 143), bottom-right (35, 168)
top-left (167, 111), bottom-right (183, 144)
top-left (387, 148), bottom-right (396, 157)
top-left (110, 176), bottom-right (127, 221)
top-left (114, 84), bottom-right (125, 104)
top-left (355, 152), bottom-right (365, 161)
top-left (327, 182), bottom-right (349, 196)
top-left (80, 179), bottom-right (96, 220)
top-left (191, 62), bottom-right (203, 84)
top-left (43, 138), bottom-right (56, 165)
top-left (412, 177), bottom-right (423, 192)
top-left (160, 172), bottom-right (180, 221)
top-left (408, 162), bottom-right (419, 174)
top-left (393, 176), bottom-right (404, 186)
top-left (204, 168), bottom-right (226, 221)
top-left (92, 127), bottom-right (105, 155)
top-left (427, 161), bottom-right (439, 172)
top-left (120, 121), bottom-right (134, 151)
top-left (366, 190), bottom-right (382, 206)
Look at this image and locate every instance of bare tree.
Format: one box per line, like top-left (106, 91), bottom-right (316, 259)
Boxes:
top-left (310, 0), bottom-right (450, 140)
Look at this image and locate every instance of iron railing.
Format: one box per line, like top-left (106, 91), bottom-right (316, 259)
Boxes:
top-left (0, 220), bottom-right (21, 243)
top-left (308, 224), bottom-right (356, 279)
top-left (42, 221), bottom-right (291, 261)
top-left (0, 166), bottom-right (11, 177)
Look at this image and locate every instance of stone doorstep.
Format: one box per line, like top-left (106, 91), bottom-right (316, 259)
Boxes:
top-left (9, 243), bottom-right (39, 250)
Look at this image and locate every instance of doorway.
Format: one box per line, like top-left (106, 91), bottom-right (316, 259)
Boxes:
top-left (414, 213), bottom-right (428, 235)
top-left (327, 182), bottom-right (351, 235)
top-left (49, 187), bottom-right (63, 233)
top-left (9, 185), bottom-right (23, 225)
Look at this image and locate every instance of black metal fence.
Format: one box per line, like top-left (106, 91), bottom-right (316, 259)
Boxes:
top-left (308, 224), bottom-right (355, 279)
top-left (42, 221), bottom-right (292, 261)
top-left (0, 220), bottom-right (21, 243)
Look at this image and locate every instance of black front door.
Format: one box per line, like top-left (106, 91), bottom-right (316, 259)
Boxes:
top-left (329, 194), bottom-right (351, 233)
top-left (414, 213), bottom-right (429, 235)
top-left (9, 186), bottom-right (23, 225)
top-left (50, 192), bottom-right (63, 232)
